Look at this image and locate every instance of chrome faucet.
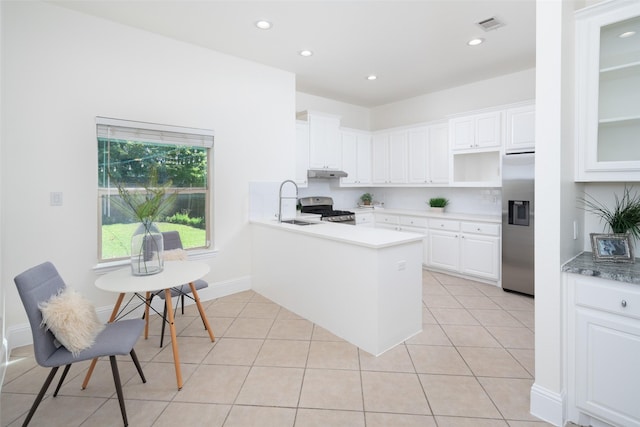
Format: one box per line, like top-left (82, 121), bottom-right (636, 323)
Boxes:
top-left (278, 179), bottom-right (299, 222)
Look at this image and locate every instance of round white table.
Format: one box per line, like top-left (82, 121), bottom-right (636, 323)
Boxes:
top-left (83, 261), bottom-right (214, 390)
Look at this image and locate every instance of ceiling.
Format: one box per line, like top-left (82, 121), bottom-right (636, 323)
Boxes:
top-left (51, 1), bottom-right (536, 108)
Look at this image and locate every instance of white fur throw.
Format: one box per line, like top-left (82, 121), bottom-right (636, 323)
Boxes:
top-left (163, 248), bottom-right (188, 261)
top-left (39, 288), bottom-right (105, 356)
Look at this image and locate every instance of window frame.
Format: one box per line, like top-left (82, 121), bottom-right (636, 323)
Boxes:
top-left (96, 117), bottom-right (214, 264)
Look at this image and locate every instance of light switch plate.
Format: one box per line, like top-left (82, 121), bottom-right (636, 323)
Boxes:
top-left (50, 192), bottom-right (63, 206)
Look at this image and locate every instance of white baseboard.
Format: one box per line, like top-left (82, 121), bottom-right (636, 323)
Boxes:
top-left (530, 382), bottom-right (565, 427)
top-left (6, 275), bottom-right (252, 355)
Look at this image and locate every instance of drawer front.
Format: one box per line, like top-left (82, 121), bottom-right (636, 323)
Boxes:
top-left (428, 219), bottom-right (460, 232)
top-left (375, 213), bottom-right (400, 224)
top-left (399, 216), bottom-right (428, 228)
top-left (461, 222), bottom-right (500, 236)
top-left (356, 213), bottom-right (374, 225)
top-left (575, 276), bottom-right (640, 319)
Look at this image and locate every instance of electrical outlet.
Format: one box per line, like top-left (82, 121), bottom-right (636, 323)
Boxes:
top-left (397, 260), bottom-right (406, 271)
top-left (50, 192), bottom-right (63, 206)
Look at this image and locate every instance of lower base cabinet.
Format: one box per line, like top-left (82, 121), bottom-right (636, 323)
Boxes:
top-left (426, 219), bottom-right (500, 282)
top-left (567, 274), bottom-right (640, 427)
top-left (369, 213), bottom-right (501, 283)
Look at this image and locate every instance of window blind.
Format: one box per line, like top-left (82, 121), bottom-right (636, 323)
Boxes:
top-left (96, 117), bottom-right (214, 148)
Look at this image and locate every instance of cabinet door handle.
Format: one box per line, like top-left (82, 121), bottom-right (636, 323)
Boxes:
top-left (621, 300), bottom-right (627, 308)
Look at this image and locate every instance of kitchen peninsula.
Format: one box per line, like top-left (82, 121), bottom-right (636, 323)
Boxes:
top-left (251, 219), bottom-right (423, 356)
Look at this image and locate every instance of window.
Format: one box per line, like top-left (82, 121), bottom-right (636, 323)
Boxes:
top-left (97, 117), bottom-right (214, 262)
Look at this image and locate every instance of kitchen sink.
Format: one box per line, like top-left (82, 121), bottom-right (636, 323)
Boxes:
top-left (280, 219), bottom-right (318, 226)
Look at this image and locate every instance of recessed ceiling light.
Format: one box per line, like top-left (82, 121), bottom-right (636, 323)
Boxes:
top-left (467, 38), bottom-right (484, 46)
top-left (255, 20), bottom-right (272, 30)
top-left (619, 31), bottom-right (636, 38)
top-left (367, 75), bottom-right (377, 81)
top-left (299, 50), bottom-right (313, 57)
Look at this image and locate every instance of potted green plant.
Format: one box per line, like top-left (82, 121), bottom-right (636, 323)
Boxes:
top-left (360, 193), bottom-right (373, 206)
top-left (580, 186), bottom-right (640, 239)
top-left (429, 197), bottom-right (449, 213)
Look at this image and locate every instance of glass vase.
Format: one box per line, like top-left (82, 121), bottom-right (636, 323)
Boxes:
top-left (131, 221), bottom-right (164, 276)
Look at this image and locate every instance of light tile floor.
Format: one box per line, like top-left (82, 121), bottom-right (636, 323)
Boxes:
top-left (2, 271), bottom-right (553, 427)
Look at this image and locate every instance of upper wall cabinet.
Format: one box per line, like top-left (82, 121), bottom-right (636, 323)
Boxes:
top-left (448, 109), bottom-right (502, 187)
top-left (575, 1), bottom-right (640, 181)
top-left (505, 103), bottom-right (535, 153)
top-left (407, 123), bottom-right (449, 184)
top-left (372, 131), bottom-right (408, 184)
top-left (340, 128), bottom-right (372, 186)
top-left (450, 111), bottom-right (501, 151)
top-left (297, 111), bottom-right (341, 170)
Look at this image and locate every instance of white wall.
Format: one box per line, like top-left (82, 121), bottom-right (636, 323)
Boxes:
top-left (531, 1), bottom-right (584, 425)
top-left (0, 0), bottom-right (6, 392)
top-left (370, 68), bottom-right (536, 130)
top-left (581, 182), bottom-right (640, 250)
top-left (298, 182), bottom-right (501, 216)
top-left (1, 2), bottom-right (295, 333)
top-left (296, 92), bottom-right (371, 130)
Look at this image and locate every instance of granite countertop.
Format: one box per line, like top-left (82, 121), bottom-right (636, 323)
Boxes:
top-left (562, 252), bottom-right (640, 285)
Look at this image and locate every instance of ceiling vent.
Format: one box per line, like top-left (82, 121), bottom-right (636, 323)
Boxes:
top-left (476, 17), bottom-right (505, 32)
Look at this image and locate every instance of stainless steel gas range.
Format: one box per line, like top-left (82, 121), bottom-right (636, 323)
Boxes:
top-left (299, 196), bottom-right (355, 225)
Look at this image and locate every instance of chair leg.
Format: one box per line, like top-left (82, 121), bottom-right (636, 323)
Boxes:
top-left (143, 292), bottom-right (154, 339)
top-left (22, 367), bottom-right (58, 427)
top-left (129, 350), bottom-right (146, 384)
top-left (181, 294), bottom-right (185, 314)
top-left (53, 364), bottom-right (72, 397)
top-left (109, 355), bottom-right (128, 427)
top-left (160, 301), bottom-right (168, 348)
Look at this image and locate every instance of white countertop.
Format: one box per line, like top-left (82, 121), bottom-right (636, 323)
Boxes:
top-left (251, 218), bottom-right (424, 249)
top-left (351, 207), bottom-right (501, 224)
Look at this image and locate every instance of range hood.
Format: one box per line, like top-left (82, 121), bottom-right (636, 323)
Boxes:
top-left (307, 169), bottom-right (348, 179)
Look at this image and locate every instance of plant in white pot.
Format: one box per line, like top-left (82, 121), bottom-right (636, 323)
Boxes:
top-left (360, 192), bottom-right (373, 206)
top-left (580, 186), bottom-right (640, 239)
top-left (429, 197), bottom-right (449, 213)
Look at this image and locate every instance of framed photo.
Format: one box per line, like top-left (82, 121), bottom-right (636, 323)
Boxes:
top-left (590, 233), bottom-right (635, 263)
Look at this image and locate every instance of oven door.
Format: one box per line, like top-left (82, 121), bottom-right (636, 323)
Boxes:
top-left (321, 217), bottom-right (356, 225)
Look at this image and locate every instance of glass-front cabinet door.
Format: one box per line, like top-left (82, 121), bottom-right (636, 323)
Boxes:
top-left (576, 1), bottom-right (640, 181)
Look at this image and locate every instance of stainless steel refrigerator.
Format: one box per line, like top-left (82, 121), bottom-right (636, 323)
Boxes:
top-left (502, 152), bottom-right (535, 296)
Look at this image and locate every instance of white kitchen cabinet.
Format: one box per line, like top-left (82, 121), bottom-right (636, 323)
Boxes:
top-left (374, 212), bottom-right (401, 230)
top-left (459, 222), bottom-right (500, 280)
top-left (567, 274), bottom-right (640, 427)
top-left (427, 229), bottom-right (460, 272)
top-left (426, 219), bottom-right (461, 271)
top-left (340, 129), bottom-right (371, 186)
top-left (450, 111), bottom-right (502, 151)
top-left (373, 213), bottom-right (429, 264)
top-left (298, 111), bottom-right (341, 170)
top-left (355, 212), bottom-right (374, 227)
top-left (426, 219), bottom-right (500, 282)
top-left (575, 2), bottom-right (640, 181)
top-left (449, 109), bottom-right (502, 187)
top-left (372, 133), bottom-right (390, 184)
top-left (505, 103), bottom-right (535, 153)
top-left (428, 123), bottom-right (450, 184)
top-left (295, 121), bottom-right (310, 187)
top-left (407, 123), bottom-right (449, 185)
top-left (407, 127), bottom-right (428, 184)
top-left (372, 131), bottom-right (407, 184)
top-left (389, 131), bottom-right (408, 183)
top-left (450, 149), bottom-right (501, 187)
